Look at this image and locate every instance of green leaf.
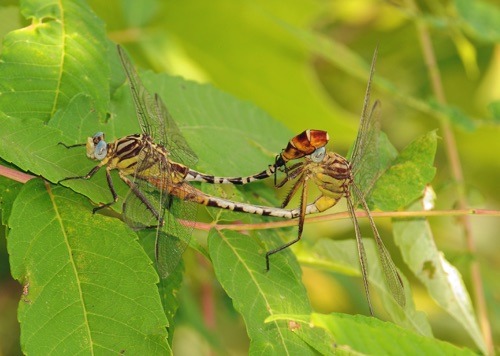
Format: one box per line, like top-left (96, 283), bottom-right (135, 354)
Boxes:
top-left (487, 100), bottom-right (500, 123)
top-left (371, 130), bottom-right (437, 211)
top-left (7, 179), bottom-right (170, 354)
top-left (267, 313), bottom-right (476, 355)
top-left (393, 202), bottom-right (487, 354)
top-left (455, 0), bottom-right (500, 42)
top-left (0, 0), bottom-right (109, 122)
top-left (428, 100), bottom-right (476, 132)
top-left (208, 229), bottom-right (316, 355)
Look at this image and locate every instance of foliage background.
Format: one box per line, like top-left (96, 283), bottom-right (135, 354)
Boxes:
top-left (0, 0), bottom-right (499, 354)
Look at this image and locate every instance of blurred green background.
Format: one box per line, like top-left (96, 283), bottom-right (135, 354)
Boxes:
top-left (1, 0), bottom-right (499, 354)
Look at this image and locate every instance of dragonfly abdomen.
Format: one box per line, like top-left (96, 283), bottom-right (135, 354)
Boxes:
top-left (185, 166), bottom-right (276, 185)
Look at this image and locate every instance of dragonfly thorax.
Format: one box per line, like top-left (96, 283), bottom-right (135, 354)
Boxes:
top-left (310, 151), bottom-right (352, 200)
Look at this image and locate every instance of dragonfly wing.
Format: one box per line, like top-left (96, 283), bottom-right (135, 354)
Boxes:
top-left (157, 190), bottom-right (197, 278)
top-left (117, 46), bottom-right (198, 167)
top-left (122, 185), bottom-right (162, 231)
top-left (346, 193), bottom-right (374, 315)
top-left (118, 45), bottom-right (198, 278)
top-left (118, 45), bottom-right (158, 138)
top-left (351, 183), bottom-right (406, 307)
top-left (154, 94), bottom-right (198, 168)
top-left (351, 100), bottom-right (382, 207)
top-left (348, 47), bottom-right (384, 207)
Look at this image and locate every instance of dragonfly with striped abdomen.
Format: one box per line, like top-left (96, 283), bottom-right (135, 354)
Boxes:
top-left (184, 47), bottom-right (406, 314)
top-left (58, 45), bottom-right (325, 278)
top-left (271, 47), bottom-right (405, 314)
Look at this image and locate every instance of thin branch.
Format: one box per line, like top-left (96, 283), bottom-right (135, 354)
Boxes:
top-left (408, 1), bottom-right (493, 353)
top-left (0, 165), bottom-right (35, 184)
top-left (187, 208), bottom-right (500, 232)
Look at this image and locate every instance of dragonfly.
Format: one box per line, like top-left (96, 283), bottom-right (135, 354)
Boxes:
top-left (58, 45), bottom-right (324, 278)
top-left (185, 47), bottom-right (406, 313)
top-left (272, 47), bottom-right (405, 314)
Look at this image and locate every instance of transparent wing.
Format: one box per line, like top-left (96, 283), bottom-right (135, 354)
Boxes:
top-left (155, 191), bottom-right (197, 278)
top-left (117, 45), bottom-right (198, 168)
top-left (153, 94), bottom-right (198, 168)
top-left (118, 45), bottom-right (159, 139)
top-left (348, 47), bottom-right (384, 207)
top-left (346, 193), bottom-right (374, 315)
top-left (346, 47), bottom-right (405, 308)
top-left (351, 183), bottom-right (406, 308)
top-left (351, 100), bottom-right (382, 206)
top-left (122, 149), bottom-right (195, 278)
top-left (348, 46), bottom-right (378, 170)
top-left (118, 45), bottom-right (198, 278)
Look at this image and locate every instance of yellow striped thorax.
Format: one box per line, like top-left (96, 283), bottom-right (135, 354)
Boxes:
top-left (306, 147), bottom-right (352, 202)
top-left (86, 132), bottom-right (190, 185)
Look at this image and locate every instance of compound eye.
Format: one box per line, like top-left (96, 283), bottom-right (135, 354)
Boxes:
top-left (310, 146), bottom-right (326, 163)
top-left (92, 132), bottom-right (105, 144)
top-left (94, 140), bottom-right (108, 160)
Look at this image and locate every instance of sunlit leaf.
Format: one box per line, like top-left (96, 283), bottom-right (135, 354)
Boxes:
top-left (455, 0), bottom-right (500, 42)
top-left (371, 130), bottom-right (437, 211)
top-left (0, 0), bottom-right (108, 122)
top-left (208, 229), bottom-right (316, 354)
top-left (7, 180), bottom-right (170, 354)
top-left (267, 313), bottom-right (476, 355)
top-left (487, 100), bottom-right (500, 123)
top-left (393, 202), bottom-right (487, 354)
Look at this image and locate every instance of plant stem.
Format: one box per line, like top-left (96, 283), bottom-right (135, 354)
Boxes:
top-left (410, 2), bottom-right (493, 353)
top-left (189, 208), bottom-right (500, 232)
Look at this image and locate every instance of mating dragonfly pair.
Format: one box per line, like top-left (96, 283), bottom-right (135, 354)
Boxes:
top-left (58, 45), bottom-right (405, 315)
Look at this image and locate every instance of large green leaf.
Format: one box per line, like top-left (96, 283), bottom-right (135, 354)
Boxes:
top-left (371, 130), bottom-right (438, 212)
top-left (455, 0), bottom-right (500, 42)
top-left (208, 228), bottom-right (315, 355)
top-left (0, 0), bottom-right (108, 122)
top-left (393, 203), bottom-right (487, 354)
top-left (267, 313), bottom-right (476, 355)
top-left (7, 179), bottom-right (170, 354)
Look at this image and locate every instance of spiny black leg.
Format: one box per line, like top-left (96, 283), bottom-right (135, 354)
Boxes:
top-left (57, 165), bottom-right (103, 184)
top-left (119, 173), bottom-right (164, 226)
top-left (58, 142), bottom-right (86, 149)
top-left (92, 168), bottom-right (118, 213)
top-left (265, 177), bottom-right (309, 271)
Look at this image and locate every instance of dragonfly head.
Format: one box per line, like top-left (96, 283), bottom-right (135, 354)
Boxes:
top-left (309, 146), bottom-right (326, 163)
top-left (86, 132), bottom-right (108, 160)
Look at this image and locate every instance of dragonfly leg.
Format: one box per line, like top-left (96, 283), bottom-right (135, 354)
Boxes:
top-left (266, 176), bottom-right (309, 271)
top-left (58, 142), bottom-right (86, 149)
top-left (57, 163), bottom-right (103, 184)
top-left (118, 172), bottom-right (164, 226)
top-left (276, 162), bottom-right (303, 188)
top-left (280, 172), bottom-right (306, 208)
top-left (92, 166), bottom-right (119, 213)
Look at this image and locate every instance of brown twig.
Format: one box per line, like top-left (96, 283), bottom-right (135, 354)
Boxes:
top-left (0, 165), bottom-right (35, 184)
top-left (186, 208), bottom-right (500, 232)
top-left (409, 1), bottom-right (493, 353)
